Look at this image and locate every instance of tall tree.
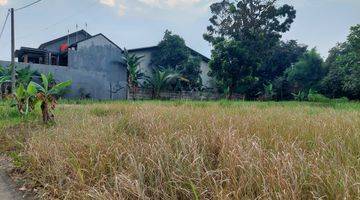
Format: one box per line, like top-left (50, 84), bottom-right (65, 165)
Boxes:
top-left (321, 43), bottom-right (348, 98)
top-left (321, 24), bottom-right (360, 99)
top-left (260, 40), bottom-right (307, 82)
top-left (180, 57), bottom-right (203, 91)
top-left (265, 40), bottom-right (307, 100)
top-left (204, 0), bottom-right (296, 98)
top-left (285, 48), bottom-right (325, 94)
top-left (204, 0), bottom-right (296, 48)
top-left (152, 30), bottom-right (190, 69)
top-left (152, 30), bottom-right (202, 90)
top-left (208, 40), bottom-right (257, 98)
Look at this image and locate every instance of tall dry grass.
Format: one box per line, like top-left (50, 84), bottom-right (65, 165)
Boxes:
top-left (17, 102), bottom-right (360, 199)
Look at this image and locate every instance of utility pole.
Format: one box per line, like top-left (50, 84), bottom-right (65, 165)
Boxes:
top-left (10, 8), bottom-right (15, 93)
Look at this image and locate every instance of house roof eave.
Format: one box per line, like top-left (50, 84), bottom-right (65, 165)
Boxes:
top-left (39, 30), bottom-right (91, 49)
top-left (128, 45), bottom-right (210, 62)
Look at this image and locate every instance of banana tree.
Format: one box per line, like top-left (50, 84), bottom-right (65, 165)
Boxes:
top-left (124, 50), bottom-right (144, 100)
top-left (31, 74), bottom-right (72, 123)
top-left (13, 83), bottom-right (38, 115)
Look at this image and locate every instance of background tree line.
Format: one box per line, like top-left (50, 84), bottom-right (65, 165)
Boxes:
top-left (204, 0), bottom-right (360, 101)
top-left (127, 0), bottom-right (359, 101)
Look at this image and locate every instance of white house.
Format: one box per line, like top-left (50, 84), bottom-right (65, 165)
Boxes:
top-left (128, 46), bottom-right (213, 89)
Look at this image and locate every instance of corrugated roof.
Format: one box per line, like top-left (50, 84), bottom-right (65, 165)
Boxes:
top-left (39, 30), bottom-right (91, 49)
top-left (128, 45), bottom-right (210, 62)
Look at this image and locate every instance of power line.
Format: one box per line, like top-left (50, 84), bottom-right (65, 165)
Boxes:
top-left (15, 0), bottom-right (43, 12)
top-left (1, 0), bottom-right (97, 47)
top-left (0, 10), bottom-right (10, 41)
top-left (16, 0), bottom-right (98, 41)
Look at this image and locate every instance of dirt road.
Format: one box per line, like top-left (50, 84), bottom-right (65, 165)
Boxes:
top-left (0, 156), bottom-right (25, 200)
top-left (0, 170), bottom-right (22, 200)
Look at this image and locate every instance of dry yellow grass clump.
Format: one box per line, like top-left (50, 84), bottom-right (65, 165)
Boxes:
top-left (16, 102), bottom-right (360, 199)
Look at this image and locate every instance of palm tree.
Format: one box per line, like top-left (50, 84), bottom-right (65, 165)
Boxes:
top-left (144, 67), bottom-right (188, 99)
top-left (124, 50), bottom-right (144, 100)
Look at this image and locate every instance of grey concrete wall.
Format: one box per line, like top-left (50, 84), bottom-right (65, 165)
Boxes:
top-left (0, 35), bottom-right (127, 100)
top-left (0, 60), bottom-right (112, 99)
top-left (69, 34), bottom-right (127, 99)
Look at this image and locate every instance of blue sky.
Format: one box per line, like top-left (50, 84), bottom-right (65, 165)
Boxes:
top-left (0, 0), bottom-right (359, 60)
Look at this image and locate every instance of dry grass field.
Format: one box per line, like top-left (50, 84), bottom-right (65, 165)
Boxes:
top-left (1, 100), bottom-right (360, 199)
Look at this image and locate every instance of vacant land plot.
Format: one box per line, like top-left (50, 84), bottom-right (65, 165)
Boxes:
top-left (1, 101), bottom-right (360, 199)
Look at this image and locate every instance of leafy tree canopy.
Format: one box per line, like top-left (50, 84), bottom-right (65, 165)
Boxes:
top-left (152, 30), bottom-right (190, 69)
top-left (152, 30), bottom-right (202, 91)
top-left (204, 0), bottom-right (297, 98)
top-left (180, 57), bottom-right (203, 90)
top-left (260, 40), bottom-right (307, 81)
top-left (285, 48), bottom-right (325, 93)
top-left (209, 39), bottom-right (258, 98)
top-left (204, 0), bottom-right (296, 46)
top-left (321, 24), bottom-right (360, 99)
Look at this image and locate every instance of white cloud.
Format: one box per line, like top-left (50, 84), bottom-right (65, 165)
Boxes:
top-left (166, 0), bottom-right (201, 7)
top-left (0, 0), bottom-right (8, 6)
top-left (118, 4), bottom-right (127, 16)
top-left (138, 0), bottom-right (203, 8)
top-left (99, 0), bottom-right (128, 16)
top-left (98, 0), bottom-right (214, 17)
top-left (99, 0), bottom-right (116, 7)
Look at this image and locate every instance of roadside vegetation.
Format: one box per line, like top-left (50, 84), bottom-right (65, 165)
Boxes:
top-left (1, 100), bottom-right (360, 199)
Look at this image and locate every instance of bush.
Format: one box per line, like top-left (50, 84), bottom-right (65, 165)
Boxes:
top-left (308, 90), bottom-right (331, 103)
top-left (292, 91), bottom-right (308, 101)
top-left (333, 97), bottom-right (350, 103)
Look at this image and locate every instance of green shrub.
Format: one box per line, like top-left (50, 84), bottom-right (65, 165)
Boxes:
top-left (308, 90), bottom-right (330, 103)
top-left (90, 108), bottom-right (113, 117)
top-left (219, 99), bottom-right (233, 107)
top-left (333, 97), bottom-right (350, 103)
top-left (292, 91), bottom-right (308, 101)
top-left (9, 152), bottom-right (25, 168)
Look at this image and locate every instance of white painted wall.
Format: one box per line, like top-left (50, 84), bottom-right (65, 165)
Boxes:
top-left (129, 50), bottom-right (153, 79)
top-left (129, 49), bottom-right (213, 88)
top-left (199, 60), bottom-right (211, 88)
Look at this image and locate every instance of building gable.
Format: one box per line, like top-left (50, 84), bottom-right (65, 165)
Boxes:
top-left (39, 30), bottom-right (91, 52)
top-left (73, 34), bottom-right (123, 52)
top-left (128, 46), bottom-right (210, 62)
